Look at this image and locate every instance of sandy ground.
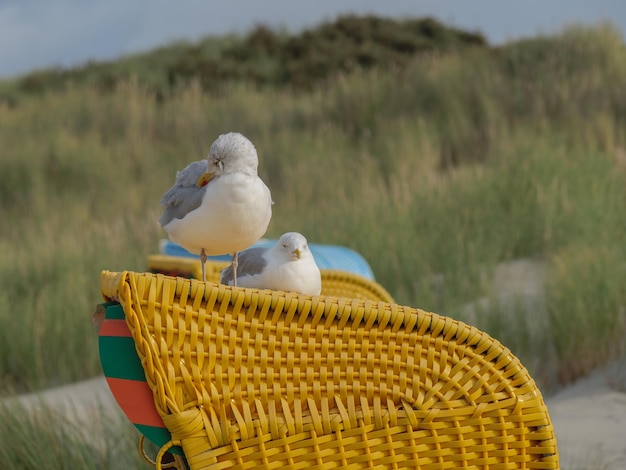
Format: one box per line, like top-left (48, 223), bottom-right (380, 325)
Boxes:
top-left (546, 360), bottom-right (626, 469)
top-left (13, 376), bottom-right (118, 421)
top-left (7, 259), bottom-right (626, 468)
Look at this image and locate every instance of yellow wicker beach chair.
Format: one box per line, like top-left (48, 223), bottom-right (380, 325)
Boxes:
top-left (97, 268), bottom-right (558, 469)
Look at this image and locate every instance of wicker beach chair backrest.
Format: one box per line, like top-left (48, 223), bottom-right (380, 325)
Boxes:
top-left (98, 270), bottom-right (558, 469)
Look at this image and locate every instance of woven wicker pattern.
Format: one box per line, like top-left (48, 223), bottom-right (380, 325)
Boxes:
top-left (101, 271), bottom-right (558, 469)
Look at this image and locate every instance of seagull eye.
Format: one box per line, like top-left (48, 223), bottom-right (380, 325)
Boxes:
top-left (282, 244), bottom-right (287, 248)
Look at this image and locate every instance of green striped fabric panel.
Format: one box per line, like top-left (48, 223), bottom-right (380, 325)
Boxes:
top-left (98, 302), bottom-right (183, 455)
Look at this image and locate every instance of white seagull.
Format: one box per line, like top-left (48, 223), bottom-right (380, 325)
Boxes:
top-left (159, 132), bottom-right (273, 284)
top-left (220, 232), bottom-right (322, 296)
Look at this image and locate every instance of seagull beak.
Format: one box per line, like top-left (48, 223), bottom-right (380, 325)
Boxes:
top-left (293, 248), bottom-right (302, 259)
top-left (197, 172), bottom-right (215, 187)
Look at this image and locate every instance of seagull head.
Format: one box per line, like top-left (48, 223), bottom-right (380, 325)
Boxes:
top-left (206, 132), bottom-right (259, 176)
top-left (277, 232), bottom-right (311, 261)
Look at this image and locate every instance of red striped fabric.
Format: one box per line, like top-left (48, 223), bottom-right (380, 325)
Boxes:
top-left (100, 318), bottom-right (133, 337)
top-left (106, 377), bottom-right (165, 428)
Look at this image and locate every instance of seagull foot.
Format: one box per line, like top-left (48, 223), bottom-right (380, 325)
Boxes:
top-left (232, 252), bottom-right (239, 287)
top-left (200, 248), bottom-right (207, 282)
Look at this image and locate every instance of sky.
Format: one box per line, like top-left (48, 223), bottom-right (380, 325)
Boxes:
top-left (0, 0), bottom-right (624, 79)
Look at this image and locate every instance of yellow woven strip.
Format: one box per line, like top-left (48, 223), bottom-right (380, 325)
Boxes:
top-left (100, 270), bottom-right (125, 301)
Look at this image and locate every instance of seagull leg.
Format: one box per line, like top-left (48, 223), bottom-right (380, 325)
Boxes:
top-left (200, 248), bottom-right (207, 282)
top-left (232, 252), bottom-right (239, 287)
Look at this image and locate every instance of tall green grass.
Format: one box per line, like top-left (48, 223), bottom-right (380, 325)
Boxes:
top-left (0, 25), bottom-right (625, 395)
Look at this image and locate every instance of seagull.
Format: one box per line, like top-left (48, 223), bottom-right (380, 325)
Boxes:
top-left (158, 132), bottom-right (273, 284)
top-left (220, 232), bottom-right (322, 296)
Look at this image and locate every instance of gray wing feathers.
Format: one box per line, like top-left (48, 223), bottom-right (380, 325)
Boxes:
top-left (220, 247), bottom-right (268, 285)
top-left (159, 160), bottom-right (208, 227)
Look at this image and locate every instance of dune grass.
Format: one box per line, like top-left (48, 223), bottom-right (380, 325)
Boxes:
top-left (0, 401), bottom-right (152, 469)
top-left (0, 15), bottom-right (485, 101)
top-left (0, 24), bottom-right (625, 397)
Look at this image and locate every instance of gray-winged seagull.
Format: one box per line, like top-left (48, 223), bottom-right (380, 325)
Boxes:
top-left (220, 232), bottom-right (322, 295)
top-left (159, 132), bottom-right (273, 284)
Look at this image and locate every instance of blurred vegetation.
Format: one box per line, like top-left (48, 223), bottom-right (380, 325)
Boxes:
top-left (0, 17), bottom-right (625, 397)
top-left (0, 401), bottom-right (153, 469)
top-left (0, 15), bottom-right (485, 101)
